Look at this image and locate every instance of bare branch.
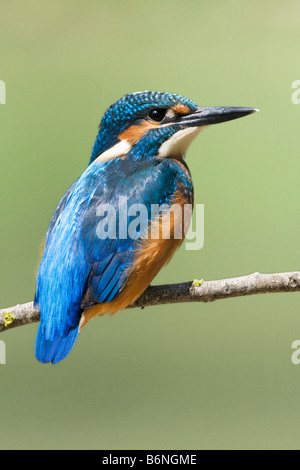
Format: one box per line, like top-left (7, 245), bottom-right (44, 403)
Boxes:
top-left (0, 271), bottom-right (299, 333)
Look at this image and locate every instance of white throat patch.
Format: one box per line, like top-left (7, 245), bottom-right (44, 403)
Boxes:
top-left (158, 126), bottom-right (204, 158)
top-left (95, 139), bottom-right (132, 163)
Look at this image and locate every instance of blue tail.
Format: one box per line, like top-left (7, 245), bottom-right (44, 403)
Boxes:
top-left (35, 322), bottom-right (79, 365)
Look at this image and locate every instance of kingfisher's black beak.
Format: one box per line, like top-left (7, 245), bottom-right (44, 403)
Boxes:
top-left (179, 106), bottom-right (259, 128)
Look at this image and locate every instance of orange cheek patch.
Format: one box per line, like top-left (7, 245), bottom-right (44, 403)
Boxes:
top-left (119, 121), bottom-right (159, 145)
top-left (172, 104), bottom-right (190, 115)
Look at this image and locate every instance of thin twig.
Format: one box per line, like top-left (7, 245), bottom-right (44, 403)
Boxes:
top-left (0, 271), bottom-right (299, 333)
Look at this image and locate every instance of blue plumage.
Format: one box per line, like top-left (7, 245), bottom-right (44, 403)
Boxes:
top-left (34, 91), bottom-right (256, 363)
top-left (35, 155), bottom-right (192, 363)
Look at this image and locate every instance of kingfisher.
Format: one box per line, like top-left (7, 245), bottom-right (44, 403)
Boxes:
top-left (34, 91), bottom-right (257, 364)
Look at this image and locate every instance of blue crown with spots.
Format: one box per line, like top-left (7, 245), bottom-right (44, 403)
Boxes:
top-left (90, 91), bottom-right (198, 163)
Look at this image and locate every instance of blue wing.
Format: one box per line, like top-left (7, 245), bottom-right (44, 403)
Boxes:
top-left (35, 157), bottom-right (192, 364)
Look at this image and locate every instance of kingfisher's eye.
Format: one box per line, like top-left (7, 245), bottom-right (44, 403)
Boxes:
top-left (148, 108), bottom-right (167, 122)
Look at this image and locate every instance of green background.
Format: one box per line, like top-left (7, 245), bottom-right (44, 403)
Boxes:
top-left (0, 0), bottom-right (299, 450)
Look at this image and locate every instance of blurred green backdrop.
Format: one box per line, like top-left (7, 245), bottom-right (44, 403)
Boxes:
top-left (0, 0), bottom-right (299, 450)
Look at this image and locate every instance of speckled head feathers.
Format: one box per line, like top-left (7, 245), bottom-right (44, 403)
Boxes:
top-left (100, 91), bottom-right (197, 130)
top-left (90, 91), bottom-right (198, 162)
